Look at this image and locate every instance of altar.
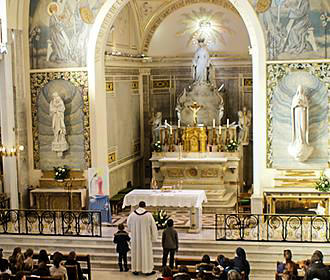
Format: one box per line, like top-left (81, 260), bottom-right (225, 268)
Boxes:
top-left (122, 189), bottom-right (207, 232)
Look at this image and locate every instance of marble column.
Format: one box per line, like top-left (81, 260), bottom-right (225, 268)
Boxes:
top-left (0, 24), bottom-right (19, 208)
top-left (139, 68), bottom-right (151, 186)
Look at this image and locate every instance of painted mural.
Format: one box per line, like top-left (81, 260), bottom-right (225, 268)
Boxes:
top-left (29, 0), bottom-right (105, 69)
top-left (251, 0), bottom-right (330, 60)
top-left (269, 71), bottom-right (328, 169)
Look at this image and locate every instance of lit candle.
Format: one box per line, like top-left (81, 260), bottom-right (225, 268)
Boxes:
top-left (178, 120), bottom-right (181, 128)
top-left (219, 125), bottom-right (221, 135)
top-left (165, 119), bottom-right (168, 126)
top-left (213, 119), bottom-right (215, 128)
top-left (227, 118), bottom-right (229, 128)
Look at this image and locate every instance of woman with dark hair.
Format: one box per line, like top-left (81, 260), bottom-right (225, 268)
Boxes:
top-left (196, 255), bottom-right (214, 273)
top-left (23, 248), bottom-right (34, 271)
top-left (32, 261), bottom-right (50, 277)
top-left (50, 252), bottom-right (68, 280)
top-left (38, 249), bottom-right (50, 264)
top-left (8, 248), bottom-right (24, 274)
top-left (14, 271), bottom-right (25, 280)
top-left (233, 247), bottom-right (250, 280)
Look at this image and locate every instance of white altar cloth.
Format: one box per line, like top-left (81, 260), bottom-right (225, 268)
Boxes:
top-left (123, 189), bottom-right (207, 233)
top-left (122, 189), bottom-right (207, 208)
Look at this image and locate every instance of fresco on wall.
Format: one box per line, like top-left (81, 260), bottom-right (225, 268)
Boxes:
top-left (251, 0), bottom-right (330, 60)
top-left (271, 72), bottom-right (328, 169)
top-left (29, 0), bottom-right (105, 69)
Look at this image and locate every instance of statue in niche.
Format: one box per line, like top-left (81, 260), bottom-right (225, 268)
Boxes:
top-left (238, 107), bottom-right (252, 145)
top-left (288, 85), bottom-right (313, 162)
top-left (50, 92), bottom-right (69, 157)
top-left (150, 111), bottom-right (162, 144)
top-left (218, 99), bottom-right (225, 125)
top-left (188, 102), bottom-right (203, 126)
top-left (192, 38), bottom-right (210, 83)
top-left (175, 89), bottom-right (186, 121)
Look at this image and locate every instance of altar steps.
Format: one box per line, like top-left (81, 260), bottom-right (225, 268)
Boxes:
top-left (3, 234), bottom-right (329, 279)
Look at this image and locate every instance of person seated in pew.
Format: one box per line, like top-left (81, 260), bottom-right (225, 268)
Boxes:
top-left (232, 247), bottom-right (250, 280)
top-left (9, 247), bottom-right (24, 274)
top-left (277, 250), bottom-right (298, 279)
top-left (303, 250), bottom-right (330, 280)
top-left (211, 266), bottom-right (222, 280)
top-left (50, 252), bottom-right (68, 280)
top-left (0, 251), bottom-right (11, 276)
top-left (64, 251), bottom-right (85, 280)
top-left (23, 249), bottom-right (34, 272)
top-left (196, 271), bottom-right (213, 280)
top-left (227, 270), bottom-right (242, 280)
top-left (196, 255), bottom-right (215, 273)
top-left (281, 270), bottom-right (293, 280)
top-left (38, 250), bottom-right (50, 264)
top-left (32, 261), bottom-right (50, 277)
top-left (14, 271), bottom-right (26, 280)
top-left (216, 255), bottom-right (231, 279)
top-left (173, 265), bottom-right (191, 280)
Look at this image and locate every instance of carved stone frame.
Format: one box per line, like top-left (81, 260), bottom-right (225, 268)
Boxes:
top-left (30, 71), bottom-right (91, 169)
top-left (266, 63), bottom-right (330, 168)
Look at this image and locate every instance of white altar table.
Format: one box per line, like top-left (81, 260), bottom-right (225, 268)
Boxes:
top-left (123, 189), bottom-right (207, 232)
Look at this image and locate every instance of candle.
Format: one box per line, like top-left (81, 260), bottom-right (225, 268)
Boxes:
top-left (227, 118), bottom-right (229, 128)
top-left (178, 120), bottom-right (181, 128)
top-left (165, 119), bottom-right (168, 126)
top-left (219, 125), bottom-right (221, 135)
top-left (213, 119), bottom-right (215, 128)
top-left (170, 126), bottom-right (172, 135)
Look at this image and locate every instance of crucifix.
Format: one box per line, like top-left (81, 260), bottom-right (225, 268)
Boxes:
top-left (188, 102), bottom-right (203, 126)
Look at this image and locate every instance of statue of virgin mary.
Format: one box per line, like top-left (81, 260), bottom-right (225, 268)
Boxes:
top-left (288, 85), bottom-right (313, 162)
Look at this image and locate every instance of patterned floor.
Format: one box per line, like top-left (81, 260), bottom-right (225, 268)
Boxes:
top-left (110, 208), bottom-right (216, 229)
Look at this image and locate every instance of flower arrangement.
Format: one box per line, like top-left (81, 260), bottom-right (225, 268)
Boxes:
top-left (153, 209), bottom-right (170, 230)
top-left (315, 172), bottom-right (330, 192)
top-left (226, 140), bottom-right (239, 152)
top-left (152, 140), bottom-right (162, 152)
top-left (53, 166), bottom-right (70, 181)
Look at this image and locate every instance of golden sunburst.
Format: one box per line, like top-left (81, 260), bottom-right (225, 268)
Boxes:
top-left (176, 7), bottom-right (234, 46)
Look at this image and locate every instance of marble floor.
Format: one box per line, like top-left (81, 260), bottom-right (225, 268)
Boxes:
top-left (93, 270), bottom-right (162, 279)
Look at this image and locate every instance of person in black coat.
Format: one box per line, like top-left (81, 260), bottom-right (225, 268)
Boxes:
top-left (64, 251), bottom-right (84, 280)
top-left (113, 223), bottom-right (130, 272)
top-left (304, 250), bottom-right (330, 280)
top-left (232, 247), bottom-right (250, 280)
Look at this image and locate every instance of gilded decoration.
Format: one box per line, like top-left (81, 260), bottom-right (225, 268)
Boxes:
top-left (152, 80), bottom-right (170, 89)
top-left (266, 63), bottom-right (330, 168)
top-left (167, 168), bottom-right (185, 178)
top-left (30, 71), bottom-right (91, 169)
top-left (201, 168), bottom-right (219, 178)
top-left (255, 0), bottom-right (271, 13)
top-left (188, 168), bottom-right (198, 177)
top-left (106, 81), bottom-right (114, 92)
top-left (108, 151), bottom-right (116, 164)
top-left (131, 81), bottom-right (139, 90)
top-left (243, 78), bottom-right (253, 87)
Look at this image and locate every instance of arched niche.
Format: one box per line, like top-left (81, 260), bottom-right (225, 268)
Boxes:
top-left (87, 0), bottom-right (267, 213)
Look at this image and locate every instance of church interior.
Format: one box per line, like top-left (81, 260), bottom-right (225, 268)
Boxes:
top-left (1, 0), bottom-right (330, 279)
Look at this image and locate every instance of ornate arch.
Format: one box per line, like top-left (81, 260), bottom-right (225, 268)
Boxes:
top-left (87, 0), bottom-right (267, 212)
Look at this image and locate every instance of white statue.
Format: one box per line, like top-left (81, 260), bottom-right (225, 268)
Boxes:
top-left (50, 92), bottom-right (69, 157)
top-left (150, 111), bottom-right (162, 144)
top-left (238, 107), bottom-right (252, 145)
top-left (288, 85), bottom-right (313, 162)
top-left (192, 38), bottom-right (210, 83)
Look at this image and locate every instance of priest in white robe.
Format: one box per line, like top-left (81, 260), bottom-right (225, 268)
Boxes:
top-left (127, 201), bottom-right (158, 275)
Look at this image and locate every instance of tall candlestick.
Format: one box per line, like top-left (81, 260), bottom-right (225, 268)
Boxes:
top-left (227, 118), bottom-right (229, 128)
top-left (219, 125), bottom-right (221, 135)
top-left (170, 126), bottom-right (172, 135)
top-left (213, 119), bottom-right (215, 128)
top-left (165, 119), bottom-right (168, 126)
top-left (178, 120), bottom-right (181, 128)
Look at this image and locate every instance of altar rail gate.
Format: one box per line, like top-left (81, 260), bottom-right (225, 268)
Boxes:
top-left (216, 214), bottom-right (330, 243)
top-left (0, 209), bottom-right (102, 237)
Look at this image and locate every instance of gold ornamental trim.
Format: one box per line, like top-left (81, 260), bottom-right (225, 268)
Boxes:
top-left (30, 71), bottom-right (91, 169)
top-left (255, 0), bottom-right (272, 13)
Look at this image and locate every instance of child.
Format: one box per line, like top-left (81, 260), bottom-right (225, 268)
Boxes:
top-left (113, 223), bottom-right (130, 272)
top-left (162, 219), bottom-right (178, 269)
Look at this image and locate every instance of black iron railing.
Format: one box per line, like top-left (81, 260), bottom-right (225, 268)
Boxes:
top-left (0, 209), bottom-right (102, 237)
top-left (216, 213), bottom-right (330, 243)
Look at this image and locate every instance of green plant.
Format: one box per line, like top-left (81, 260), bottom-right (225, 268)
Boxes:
top-left (53, 166), bottom-right (70, 181)
top-left (315, 172), bottom-right (330, 192)
top-left (152, 140), bottom-right (162, 152)
top-left (153, 209), bottom-right (170, 230)
top-left (226, 139), bottom-right (239, 152)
